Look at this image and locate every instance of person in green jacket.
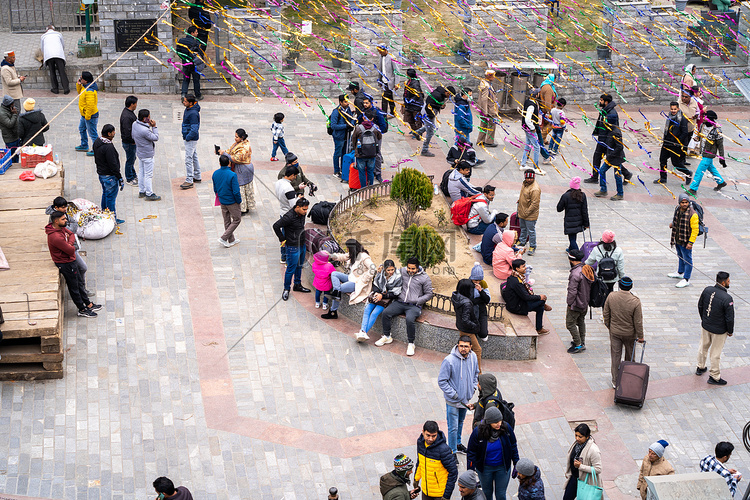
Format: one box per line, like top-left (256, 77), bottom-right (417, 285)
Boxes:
top-left (380, 454), bottom-right (420, 500)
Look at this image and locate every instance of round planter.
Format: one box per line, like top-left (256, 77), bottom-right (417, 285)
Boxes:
top-left (455, 52), bottom-right (470, 65)
top-left (675, 0), bottom-right (688, 10)
top-left (331, 57), bottom-right (343, 68)
top-left (596, 46), bottom-right (611, 60)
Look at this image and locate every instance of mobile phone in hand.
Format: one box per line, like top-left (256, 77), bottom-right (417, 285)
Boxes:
top-left (215, 145), bottom-right (221, 155)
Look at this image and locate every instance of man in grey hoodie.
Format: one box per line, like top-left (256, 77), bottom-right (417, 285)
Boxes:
top-left (131, 108), bottom-right (161, 201)
top-left (438, 336), bottom-right (479, 455)
top-left (375, 257), bottom-right (434, 356)
top-left (448, 161), bottom-right (480, 203)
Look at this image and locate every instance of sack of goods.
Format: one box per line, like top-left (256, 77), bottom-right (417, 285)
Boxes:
top-left (69, 198), bottom-right (116, 240)
top-left (33, 160), bottom-right (59, 179)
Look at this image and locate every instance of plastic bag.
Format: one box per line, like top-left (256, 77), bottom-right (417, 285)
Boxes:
top-left (33, 160), bottom-right (59, 179)
top-left (19, 170), bottom-right (36, 181)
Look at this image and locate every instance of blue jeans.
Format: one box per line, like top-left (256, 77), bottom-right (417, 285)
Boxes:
top-left (478, 463), bottom-right (512, 500)
top-left (314, 289), bottom-right (329, 306)
top-left (138, 157), bottom-right (155, 196)
top-left (356, 157), bottom-right (376, 187)
top-left (549, 128), bottom-right (564, 155)
top-left (690, 156), bottom-right (724, 191)
top-left (675, 243), bottom-right (693, 280)
top-left (98, 175), bottom-right (119, 216)
top-left (283, 245), bottom-right (306, 290)
top-left (599, 162), bottom-right (624, 196)
top-left (518, 218), bottom-right (537, 248)
top-left (184, 140), bottom-right (201, 182)
top-left (78, 112), bottom-right (99, 149)
top-left (467, 221), bottom-right (491, 235)
top-left (361, 302), bottom-right (385, 332)
top-left (122, 143), bottom-right (137, 181)
top-left (333, 138), bottom-right (347, 175)
top-left (331, 271), bottom-right (356, 311)
top-left (272, 137), bottom-right (288, 158)
top-left (5, 138), bottom-right (20, 163)
top-left (521, 128), bottom-right (540, 168)
top-left (181, 66), bottom-right (201, 98)
top-left (416, 118), bottom-right (435, 152)
top-left (446, 404), bottom-right (468, 453)
top-left (567, 233), bottom-right (579, 251)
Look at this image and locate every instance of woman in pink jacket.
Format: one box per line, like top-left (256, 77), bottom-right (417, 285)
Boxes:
top-left (492, 230), bottom-right (524, 280)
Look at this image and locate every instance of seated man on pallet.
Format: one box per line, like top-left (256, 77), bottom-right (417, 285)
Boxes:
top-left (45, 211), bottom-right (101, 318)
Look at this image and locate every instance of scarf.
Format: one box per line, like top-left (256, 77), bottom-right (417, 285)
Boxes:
top-left (489, 427), bottom-right (503, 443)
top-left (671, 205), bottom-right (694, 246)
top-left (100, 137), bottom-right (112, 144)
top-left (512, 269), bottom-right (533, 295)
top-left (572, 440), bottom-right (586, 461)
top-left (0, 59), bottom-right (12, 67)
top-left (541, 74), bottom-right (557, 95)
top-left (664, 110), bottom-right (683, 139)
top-left (228, 139), bottom-right (252, 164)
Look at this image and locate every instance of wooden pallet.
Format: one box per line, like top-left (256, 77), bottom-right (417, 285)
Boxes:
top-left (0, 163), bottom-right (65, 380)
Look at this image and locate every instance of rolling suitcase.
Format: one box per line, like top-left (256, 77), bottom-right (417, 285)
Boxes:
top-left (614, 340), bottom-right (649, 408)
top-left (341, 150), bottom-right (355, 182)
top-left (581, 228), bottom-right (598, 268)
top-left (349, 162), bottom-right (362, 190)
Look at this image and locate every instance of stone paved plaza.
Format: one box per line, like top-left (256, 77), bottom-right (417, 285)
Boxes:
top-left (1, 90), bottom-right (750, 500)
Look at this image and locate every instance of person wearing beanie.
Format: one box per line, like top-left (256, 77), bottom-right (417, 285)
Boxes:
top-left (467, 405), bottom-right (520, 500)
top-left (517, 170), bottom-right (541, 255)
top-left (403, 68), bottom-right (424, 133)
top-left (18, 98), bottom-right (48, 147)
top-left (270, 112), bottom-right (288, 161)
top-left (414, 420), bottom-right (458, 500)
top-left (603, 275), bottom-right (645, 388)
top-left (585, 230), bottom-right (625, 294)
top-left (566, 248), bottom-right (595, 354)
top-left (696, 271), bottom-right (734, 385)
top-left (74, 71), bottom-right (99, 156)
top-left (458, 470), bottom-right (486, 499)
top-left (594, 124), bottom-right (626, 201)
top-left (379, 453), bottom-right (419, 500)
top-left (452, 279), bottom-right (487, 372)
top-left (687, 109), bottom-right (727, 195)
top-left (668, 193), bottom-right (699, 288)
top-left (516, 458), bottom-right (545, 500)
top-left (438, 335), bottom-right (479, 455)
top-left (469, 263), bottom-right (491, 344)
top-left (467, 185), bottom-right (498, 235)
top-left (1, 51), bottom-right (25, 108)
top-left (556, 176), bottom-right (590, 251)
top-left (637, 440), bottom-right (675, 499)
top-left (277, 151), bottom-right (312, 196)
top-left (0, 94), bottom-right (20, 162)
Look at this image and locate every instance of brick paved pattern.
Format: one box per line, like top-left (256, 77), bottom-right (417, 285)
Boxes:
top-left (0, 92), bottom-right (749, 500)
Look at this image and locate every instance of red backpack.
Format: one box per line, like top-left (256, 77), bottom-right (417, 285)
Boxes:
top-left (450, 194), bottom-right (482, 226)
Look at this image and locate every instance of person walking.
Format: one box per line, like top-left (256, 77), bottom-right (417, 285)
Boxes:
top-left (519, 90), bottom-right (544, 172)
top-left (40, 26), bottom-right (70, 94)
top-left (501, 259), bottom-right (551, 335)
top-left (453, 87), bottom-right (474, 143)
top-left (696, 271), bottom-right (734, 385)
top-left (223, 128), bottom-right (255, 213)
top-left (74, 71), bottom-right (99, 156)
top-left (379, 454), bottom-right (420, 500)
top-left (556, 177), bottom-right (589, 251)
top-left (566, 249), bottom-right (594, 354)
top-left (180, 94), bottom-right (201, 189)
top-left (377, 44), bottom-right (399, 116)
top-left (584, 94), bottom-right (631, 184)
top-left (131, 108), bottom-right (161, 201)
top-left (594, 124), bottom-right (626, 201)
top-left (545, 97), bottom-right (567, 161)
top-left (403, 68), bottom-right (424, 133)
top-left (270, 112), bottom-right (289, 161)
top-left (563, 423), bottom-right (602, 500)
top-left (119, 95), bottom-right (138, 186)
top-left (212, 154), bottom-right (242, 248)
top-left (476, 70), bottom-right (498, 147)
top-left (272, 198), bottom-right (312, 301)
top-left (414, 421), bottom-right (458, 500)
top-left (413, 85), bottom-right (455, 157)
top-left (92, 124), bottom-right (124, 224)
top-left (330, 94), bottom-right (355, 179)
top-left (0, 95), bottom-right (20, 162)
top-left (18, 98), bottom-right (49, 146)
top-left (603, 276), bottom-right (644, 389)
top-left (45, 211), bottom-right (101, 318)
top-left (458, 471), bottom-right (486, 499)
top-left (358, 260), bottom-right (402, 341)
top-left (517, 170), bottom-right (541, 255)
top-left (700, 442), bottom-right (742, 498)
top-left (176, 26), bottom-right (203, 100)
top-left (687, 109), bottom-right (727, 195)
top-left (451, 280), bottom-right (486, 372)
top-left (538, 73), bottom-right (557, 143)
top-left (1, 51), bottom-right (25, 109)
top-left (466, 406), bottom-right (520, 500)
top-left (351, 115), bottom-right (381, 187)
top-left (636, 440), bottom-right (675, 500)
top-left (438, 335), bottom-right (479, 456)
top-left (585, 230), bottom-right (625, 295)
top-left (668, 193), bottom-right (699, 288)
top-left (516, 458), bottom-right (545, 500)
top-left (152, 477), bottom-right (193, 500)
top-left (376, 257), bottom-right (434, 356)
top-left (655, 102), bottom-right (691, 185)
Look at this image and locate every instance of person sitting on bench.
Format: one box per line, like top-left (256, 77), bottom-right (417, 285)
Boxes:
top-left (501, 259), bottom-right (551, 335)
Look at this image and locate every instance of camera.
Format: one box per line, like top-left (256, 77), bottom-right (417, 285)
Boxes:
top-left (307, 182), bottom-right (318, 197)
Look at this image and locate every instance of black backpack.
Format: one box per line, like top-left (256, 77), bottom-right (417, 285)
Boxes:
top-left (589, 276), bottom-right (608, 308)
top-left (481, 394), bottom-right (516, 430)
top-left (440, 168), bottom-right (453, 197)
top-left (597, 248), bottom-right (618, 281)
top-left (308, 201), bottom-right (335, 225)
top-left (356, 125), bottom-right (378, 158)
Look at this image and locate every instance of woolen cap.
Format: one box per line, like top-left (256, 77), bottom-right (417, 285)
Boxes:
top-left (602, 230), bottom-right (615, 244)
top-left (470, 262), bottom-right (484, 281)
top-left (568, 249), bottom-right (584, 261)
top-left (484, 406), bottom-right (503, 424)
top-left (2, 95), bottom-right (13, 107)
top-left (516, 458), bottom-right (535, 477)
top-left (649, 440), bottom-right (669, 458)
top-left (23, 98), bottom-right (35, 111)
top-left (524, 169), bottom-right (535, 180)
top-left (678, 192), bottom-right (689, 202)
top-left (570, 176), bottom-right (581, 190)
top-left (619, 276), bottom-right (633, 290)
top-left (458, 470), bottom-right (480, 488)
top-left (285, 152), bottom-right (298, 164)
top-left (393, 453), bottom-right (414, 471)
top-left (347, 81), bottom-right (360, 90)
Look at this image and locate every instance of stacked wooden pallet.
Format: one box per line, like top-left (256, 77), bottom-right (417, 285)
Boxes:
top-left (0, 163), bottom-right (65, 380)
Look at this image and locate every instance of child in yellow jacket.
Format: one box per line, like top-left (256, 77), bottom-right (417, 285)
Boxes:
top-left (75, 71), bottom-right (99, 155)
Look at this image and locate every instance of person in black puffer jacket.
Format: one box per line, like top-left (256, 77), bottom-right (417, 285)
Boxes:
top-left (451, 278), bottom-right (486, 372)
top-left (18, 98), bottom-right (49, 146)
top-left (501, 259), bottom-right (551, 334)
top-left (556, 176), bottom-right (589, 252)
top-left (696, 271), bottom-right (734, 385)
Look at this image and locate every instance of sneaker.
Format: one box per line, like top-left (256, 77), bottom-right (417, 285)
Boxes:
top-left (78, 308), bottom-right (97, 318)
top-left (527, 247), bottom-right (535, 256)
top-left (127, 179), bottom-right (139, 186)
top-left (406, 343), bottom-right (416, 356)
top-left (675, 279), bottom-right (690, 288)
top-left (218, 238), bottom-right (231, 248)
top-left (456, 444), bottom-right (467, 454)
top-left (315, 302), bottom-right (321, 309)
top-left (86, 151), bottom-right (95, 157)
top-left (714, 182), bottom-right (727, 191)
top-left (193, 178), bottom-right (202, 183)
top-left (84, 289), bottom-right (95, 297)
top-left (280, 257), bottom-right (287, 264)
top-left (116, 219), bottom-right (125, 224)
top-left (139, 192), bottom-right (146, 198)
top-left (685, 188), bottom-right (697, 196)
top-left (533, 168), bottom-right (546, 175)
top-left (707, 377), bottom-right (727, 385)
top-left (667, 272), bottom-right (683, 279)
top-left (593, 190), bottom-right (607, 198)
top-left (270, 157), bottom-right (279, 161)
top-left (420, 151), bottom-right (435, 157)
top-left (519, 164), bottom-right (528, 171)
top-left (282, 290), bottom-right (290, 301)
top-left (180, 182), bottom-right (194, 190)
top-left (228, 239), bottom-right (240, 247)
top-left (322, 303), bottom-right (329, 310)
top-left (471, 243), bottom-right (482, 252)
top-left (374, 335), bottom-right (393, 347)
top-left (88, 303), bottom-right (103, 312)
top-left (567, 344), bottom-right (583, 353)
top-left (75, 145), bottom-right (88, 151)
top-left (609, 194), bottom-right (623, 201)
top-left (145, 194), bottom-right (161, 201)
top-left (480, 335), bottom-right (489, 342)
top-left (696, 366), bottom-right (708, 375)
top-left (583, 177), bottom-right (599, 184)
top-left (653, 179), bottom-right (664, 185)
top-left (579, 344), bottom-right (586, 352)
top-left (356, 330), bottom-right (369, 342)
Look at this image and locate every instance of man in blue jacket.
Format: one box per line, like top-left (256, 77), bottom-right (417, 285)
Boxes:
top-left (329, 94), bottom-right (355, 179)
top-left (453, 87), bottom-right (473, 143)
top-left (438, 336), bottom-right (479, 456)
top-left (212, 154), bottom-right (242, 248)
top-left (181, 94), bottom-right (201, 189)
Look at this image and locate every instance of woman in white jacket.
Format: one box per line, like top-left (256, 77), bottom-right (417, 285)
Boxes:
top-left (585, 229), bottom-right (625, 294)
top-left (563, 423), bottom-right (602, 500)
top-left (323, 239), bottom-right (376, 320)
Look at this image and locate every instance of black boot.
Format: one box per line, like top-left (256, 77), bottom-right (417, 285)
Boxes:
top-left (321, 310), bottom-right (339, 319)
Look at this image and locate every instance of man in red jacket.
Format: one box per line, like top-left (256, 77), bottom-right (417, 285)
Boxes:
top-left (45, 211), bottom-right (101, 317)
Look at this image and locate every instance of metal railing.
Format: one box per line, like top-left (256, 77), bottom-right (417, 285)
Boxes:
top-left (9, 0), bottom-right (99, 33)
top-left (327, 180), bottom-right (505, 320)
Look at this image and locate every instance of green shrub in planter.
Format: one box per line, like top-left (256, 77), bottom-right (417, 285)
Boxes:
top-left (397, 224), bottom-right (446, 269)
top-left (390, 167), bottom-right (433, 210)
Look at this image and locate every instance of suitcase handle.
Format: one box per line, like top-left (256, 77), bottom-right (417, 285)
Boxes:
top-left (586, 227), bottom-right (593, 243)
top-left (632, 339), bottom-right (646, 363)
